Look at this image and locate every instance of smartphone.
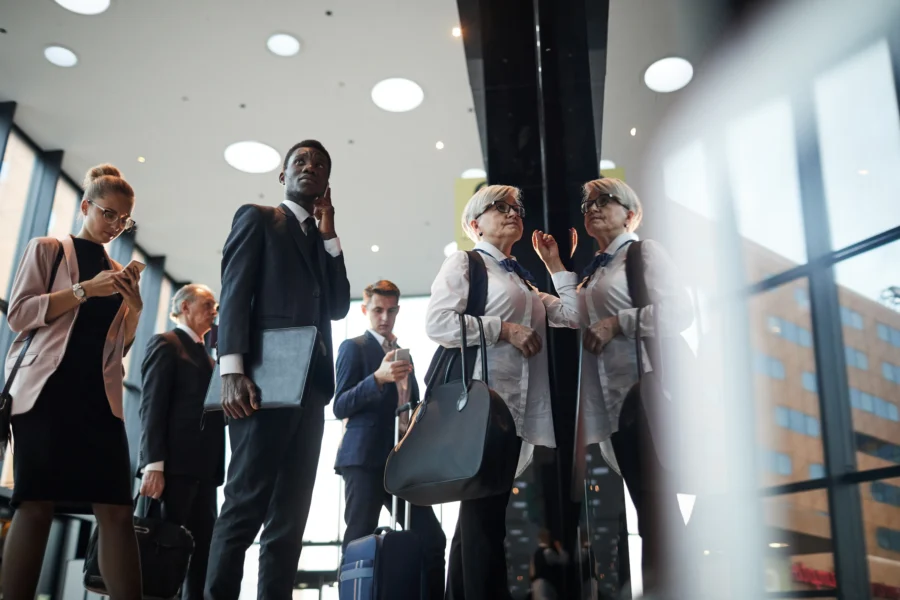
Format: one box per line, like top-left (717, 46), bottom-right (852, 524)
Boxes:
top-left (125, 260), bottom-right (146, 274)
top-left (395, 348), bottom-right (411, 362)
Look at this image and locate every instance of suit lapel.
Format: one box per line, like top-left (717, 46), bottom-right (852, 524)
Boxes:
top-left (174, 328), bottom-right (213, 372)
top-left (278, 204), bottom-right (319, 280)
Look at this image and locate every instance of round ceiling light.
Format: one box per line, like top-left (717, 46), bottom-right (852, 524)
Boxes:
top-left (461, 168), bottom-right (486, 179)
top-left (599, 160), bottom-right (616, 171)
top-left (371, 78), bottom-right (425, 113)
top-left (267, 33), bottom-right (301, 57)
top-left (44, 46), bottom-right (78, 67)
top-left (224, 141), bottom-right (281, 174)
top-left (644, 57), bottom-right (693, 93)
top-left (53, 0), bottom-right (110, 15)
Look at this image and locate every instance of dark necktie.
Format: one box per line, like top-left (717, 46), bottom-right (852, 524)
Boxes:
top-left (303, 216), bottom-right (321, 269)
top-left (580, 252), bottom-right (613, 281)
top-left (498, 258), bottom-right (538, 288)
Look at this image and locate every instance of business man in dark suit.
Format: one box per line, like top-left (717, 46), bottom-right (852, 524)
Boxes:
top-left (333, 280), bottom-right (447, 600)
top-left (138, 283), bottom-right (224, 600)
top-left (206, 140), bottom-right (351, 600)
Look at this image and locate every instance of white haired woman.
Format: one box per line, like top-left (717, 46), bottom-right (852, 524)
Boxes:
top-left (533, 177), bottom-right (693, 594)
top-left (425, 184), bottom-right (579, 599)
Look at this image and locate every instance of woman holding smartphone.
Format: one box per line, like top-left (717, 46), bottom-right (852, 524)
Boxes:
top-left (1, 164), bottom-right (144, 599)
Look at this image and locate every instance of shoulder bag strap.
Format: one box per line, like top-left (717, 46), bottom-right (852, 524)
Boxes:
top-left (464, 250), bottom-right (488, 317)
top-left (624, 240), bottom-right (663, 380)
top-left (1, 241), bottom-right (65, 403)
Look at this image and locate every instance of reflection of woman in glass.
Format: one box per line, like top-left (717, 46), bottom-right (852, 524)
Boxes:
top-left (2, 165), bottom-right (143, 599)
top-left (534, 178), bottom-right (693, 595)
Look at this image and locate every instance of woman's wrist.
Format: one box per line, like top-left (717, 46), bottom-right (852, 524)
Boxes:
top-left (544, 258), bottom-right (566, 274)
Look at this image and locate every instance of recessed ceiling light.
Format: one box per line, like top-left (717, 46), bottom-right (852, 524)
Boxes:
top-left (224, 141), bottom-right (281, 174)
top-left (452, 26), bottom-right (462, 37)
top-left (461, 168), bottom-right (486, 179)
top-left (44, 46), bottom-right (78, 68)
top-left (371, 78), bottom-right (425, 113)
top-left (703, 550), bottom-right (711, 556)
top-left (599, 160), bottom-right (616, 171)
top-left (768, 542), bottom-right (789, 549)
top-left (371, 245), bottom-right (380, 253)
top-left (267, 33), bottom-right (301, 57)
top-left (630, 127), bottom-right (637, 136)
top-left (137, 156), bottom-right (146, 163)
top-left (53, 0), bottom-right (110, 15)
top-left (644, 57), bottom-right (694, 93)
top-left (443, 241), bottom-right (458, 257)
top-left (435, 141), bottom-right (445, 150)
top-left (858, 169), bottom-right (869, 175)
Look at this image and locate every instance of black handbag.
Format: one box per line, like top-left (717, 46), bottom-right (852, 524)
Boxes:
top-left (83, 497), bottom-right (195, 599)
top-left (384, 314), bottom-right (520, 506)
top-left (0, 241), bottom-right (64, 460)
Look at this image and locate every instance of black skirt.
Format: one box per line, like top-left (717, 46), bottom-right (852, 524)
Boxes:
top-left (10, 237), bottom-right (132, 513)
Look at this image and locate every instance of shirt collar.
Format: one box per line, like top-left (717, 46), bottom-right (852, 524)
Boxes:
top-left (282, 200), bottom-right (312, 224)
top-left (474, 240), bottom-right (512, 263)
top-left (367, 329), bottom-right (398, 348)
top-left (601, 231), bottom-right (639, 256)
top-left (176, 322), bottom-right (203, 344)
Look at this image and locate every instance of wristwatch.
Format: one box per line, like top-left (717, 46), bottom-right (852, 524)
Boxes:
top-left (72, 283), bottom-right (87, 304)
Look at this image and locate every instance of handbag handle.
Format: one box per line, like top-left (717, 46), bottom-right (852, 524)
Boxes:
top-left (634, 306), bottom-right (665, 382)
top-left (475, 315), bottom-right (489, 385)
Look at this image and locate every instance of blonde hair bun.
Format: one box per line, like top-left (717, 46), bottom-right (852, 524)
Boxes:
top-left (83, 164), bottom-right (122, 187)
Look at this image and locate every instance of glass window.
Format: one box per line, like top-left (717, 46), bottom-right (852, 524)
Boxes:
top-left (850, 387), bottom-right (861, 409)
top-left (809, 464), bottom-right (825, 479)
top-left (802, 372), bottom-right (818, 393)
top-left (798, 328), bottom-right (813, 348)
top-left (846, 346), bottom-right (869, 371)
top-left (155, 279), bottom-right (174, 334)
top-left (761, 490), bottom-right (833, 594)
top-left (47, 178), bottom-right (79, 240)
top-left (0, 131), bottom-right (38, 297)
top-left (893, 329), bottom-right (900, 349)
top-left (814, 39), bottom-right (900, 250)
top-left (857, 433), bottom-right (900, 466)
top-left (879, 323), bottom-right (891, 342)
top-left (726, 97), bottom-right (807, 272)
top-left (751, 282), bottom-right (821, 485)
top-left (794, 287), bottom-right (810, 309)
top-left (860, 392), bottom-right (875, 413)
top-left (888, 403), bottom-right (899, 423)
top-left (883, 362), bottom-right (898, 384)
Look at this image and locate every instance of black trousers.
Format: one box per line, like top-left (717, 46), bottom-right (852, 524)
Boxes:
top-left (205, 404), bottom-right (324, 600)
top-left (445, 438), bottom-right (521, 600)
top-left (341, 466), bottom-right (447, 600)
top-left (609, 389), bottom-right (682, 595)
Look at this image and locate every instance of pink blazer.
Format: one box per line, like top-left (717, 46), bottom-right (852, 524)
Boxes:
top-left (3, 235), bottom-right (130, 418)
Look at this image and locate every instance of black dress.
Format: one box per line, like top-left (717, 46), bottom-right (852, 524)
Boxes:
top-left (10, 237), bottom-right (133, 513)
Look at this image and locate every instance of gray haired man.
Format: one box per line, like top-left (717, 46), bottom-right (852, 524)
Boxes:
top-left (137, 284), bottom-right (225, 600)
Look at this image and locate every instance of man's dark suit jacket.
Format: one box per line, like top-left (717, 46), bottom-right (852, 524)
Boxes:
top-left (217, 204), bottom-right (351, 402)
top-left (332, 332), bottom-right (420, 472)
top-left (138, 328), bottom-right (225, 484)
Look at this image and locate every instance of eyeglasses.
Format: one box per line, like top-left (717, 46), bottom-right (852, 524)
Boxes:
top-left (88, 199), bottom-right (136, 232)
top-left (581, 193), bottom-right (625, 214)
top-left (476, 200), bottom-right (527, 220)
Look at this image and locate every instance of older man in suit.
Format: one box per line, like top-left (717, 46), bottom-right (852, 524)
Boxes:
top-left (206, 140), bottom-right (351, 600)
top-left (138, 283), bottom-right (224, 600)
top-left (333, 280), bottom-right (446, 600)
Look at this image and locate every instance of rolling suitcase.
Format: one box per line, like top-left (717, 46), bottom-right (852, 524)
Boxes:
top-left (339, 402), bottom-right (428, 600)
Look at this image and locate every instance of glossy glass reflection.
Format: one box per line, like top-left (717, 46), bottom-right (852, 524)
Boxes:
top-left (0, 132), bottom-right (37, 298)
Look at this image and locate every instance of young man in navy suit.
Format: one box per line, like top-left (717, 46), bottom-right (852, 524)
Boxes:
top-left (333, 281), bottom-right (446, 599)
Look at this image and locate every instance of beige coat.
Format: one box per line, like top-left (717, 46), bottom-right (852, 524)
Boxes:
top-left (3, 235), bottom-right (130, 419)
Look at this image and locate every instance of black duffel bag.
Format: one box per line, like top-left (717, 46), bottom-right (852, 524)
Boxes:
top-left (84, 496), bottom-right (194, 599)
top-left (384, 313), bottom-right (520, 506)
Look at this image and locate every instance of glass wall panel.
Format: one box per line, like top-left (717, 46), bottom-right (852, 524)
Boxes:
top-left (760, 490), bottom-right (834, 594)
top-left (0, 131), bottom-right (37, 297)
top-left (861, 479), bottom-right (900, 598)
top-left (749, 280), bottom-right (823, 486)
top-left (833, 242), bottom-right (900, 469)
top-left (814, 39), bottom-right (900, 250)
top-left (122, 248), bottom-right (147, 382)
top-left (726, 97), bottom-right (807, 274)
top-left (48, 178), bottom-right (79, 240)
top-left (155, 278), bottom-right (174, 334)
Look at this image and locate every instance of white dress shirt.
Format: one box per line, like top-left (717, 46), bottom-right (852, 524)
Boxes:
top-left (220, 200), bottom-right (341, 376)
top-left (144, 323), bottom-right (205, 473)
top-left (425, 241), bottom-right (580, 475)
top-left (561, 232), bottom-right (692, 470)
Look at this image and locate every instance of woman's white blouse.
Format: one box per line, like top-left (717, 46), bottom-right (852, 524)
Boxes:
top-left (556, 232), bottom-right (693, 448)
top-left (425, 241), bottom-right (580, 457)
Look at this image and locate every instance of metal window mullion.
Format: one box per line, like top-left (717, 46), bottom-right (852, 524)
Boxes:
top-left (793, 91), bottom-right (869, 600)
top-left (0, 102), bottom-right (16, 180)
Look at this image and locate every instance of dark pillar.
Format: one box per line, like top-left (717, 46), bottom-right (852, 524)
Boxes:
top-left (0, 102), bottom-right (16, 171)
top-left (123, 254), bottom-right (165, 474)
top-left (108, 229), bottom-right (135, 266)
top-left (457, 0), bottom-right (611, 596)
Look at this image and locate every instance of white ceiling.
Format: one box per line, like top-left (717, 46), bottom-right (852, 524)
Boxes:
top-left (0, 0), bottom-right (690, 296)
